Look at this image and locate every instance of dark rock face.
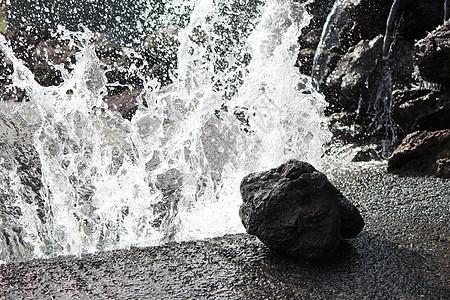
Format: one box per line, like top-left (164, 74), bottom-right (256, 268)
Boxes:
top-left (5, 25), bottom-right (66, 87)
top-left (104, 87), bottom-right (141, 121)
top-left (399, 0), bottom-right (446, 42)
top-left (415, 21), bottom-right (450, 86)
top-left (392, 89), bottom-right (450, 132)
top-left (296, 1), bottom-right (335, 76)
top-left (301, 0), bottom-right (447, 153)
top-left (239, 160), bottom-right (364, 262)
top-left (386, 21), bottom-right (450, 176)
top-left (328, 112), bottom-right (365, 142)
top-left (388, 130), bottom-right (450, 178)
top-left (324, 35), bottom-right (384, 112)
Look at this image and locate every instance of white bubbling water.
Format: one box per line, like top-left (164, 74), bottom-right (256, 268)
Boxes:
top-left (0, 0), bottom-right (330, 262)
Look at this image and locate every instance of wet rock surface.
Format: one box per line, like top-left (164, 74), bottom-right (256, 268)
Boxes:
top-left (388, 129), bottom-right (450, 178)
top-left (296, 0), bottom-right (335, 76)
top-left (392, 89), bottom-right (450, 132)
top-left (324, 35), bottom-right (384, 113)
top-left (239, 160), bottom-right (363, 262)
top-left (386, 20), bottom-right (450, 177)
top-left (0, 165), bottom-right (448, 299)
top-left (302, 0), bottom-right (449, 178)
top-left (416, 20), bottom-right (450, 86)
top-left (393, 0), bottom-right (446, 43)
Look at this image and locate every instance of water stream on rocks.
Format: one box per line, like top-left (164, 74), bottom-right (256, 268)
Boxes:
top-left (312, 0), bottom-right (399, 155)
top-left (0, 0), bottom-right (332, 263)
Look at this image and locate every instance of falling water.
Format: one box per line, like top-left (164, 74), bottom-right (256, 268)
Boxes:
top-left (445, 0), bottom-right (449, 21)
top-left (312, 0), bottom-right (400, 155)
top-left (382, 0), bottom-right (402, 60)
top-left (0, 0), bottom-right (331, 263)
top-left (311, 0), bottom-right (351, 89)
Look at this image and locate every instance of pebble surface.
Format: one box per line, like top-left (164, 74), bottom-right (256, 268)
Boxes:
top-left (0, 163), bottom-right (449, 299)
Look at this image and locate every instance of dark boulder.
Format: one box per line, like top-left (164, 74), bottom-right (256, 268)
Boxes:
top-left (415, 20), bottom-right (450, 86)
top-left (392, 89), bottom-right (450, 132)
top-left (388, 129), bottom-right (450, 178)
top-left (239, 160), bottom-right (364, 262)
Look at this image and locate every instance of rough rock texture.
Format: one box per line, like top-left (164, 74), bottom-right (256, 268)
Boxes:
top-left (104, 87), bottom-right (141, 121)
top-left (239, 160), bottom-right (364, 262)
top-left (415, 20), bottom-right (450, 86)
top-left (328, 112), bottom-right (365, 142)
top-left (5, 25), bottom-right (66, 87)
top-left (388, 129), bottom-right (450, 178)
top-left (318, 0), bottom-right (392, 55)
top-left (392, 89), bottom-right (450, 132)
top-left (325, 35), bottom-right (383, 112)
top-left (386, 20), bottom-right (450, 176)
top-left (302, 0), bottom-right (447, 152)
top-left (311, 0), bottom-right (392, 86)
top-left (298, 0), bottom-right (450, 178)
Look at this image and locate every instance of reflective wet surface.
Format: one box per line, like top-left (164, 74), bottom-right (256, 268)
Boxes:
top-left (1, 165), bottom-right (449, 299)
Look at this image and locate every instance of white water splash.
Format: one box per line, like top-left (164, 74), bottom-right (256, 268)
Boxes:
top-left (0, 0), bottom-right (330, 262)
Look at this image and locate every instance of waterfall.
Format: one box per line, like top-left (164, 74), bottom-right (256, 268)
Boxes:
top-left (311, 0), bottom-right (343, 89)
top-left (312, 0), bottom-right (400, 154)
top-left (0, 0), bottom-right (331, 263)
top-left (382, 0), bottom-right (402, 59)
top-left (445, 0), bottom-right (449, 21)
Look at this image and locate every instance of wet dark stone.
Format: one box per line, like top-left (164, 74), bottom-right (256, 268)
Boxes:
top-left (415, 20), bottom-right (450, 86)
top-left (388, 129), bottom-right (450, 178)
top-left (296, 1), bottom-right (335, 76)
top-left (104, 87), bottom-right (141, 121)
top-left (398, 0), bottom-right (446, 42)
top-left (324, 35), bottom-right (384, 112)
top-left (352, 148), bottom-right (381, 162)
top-left (239, 160), bottom-right (364, 263)
top-left (5, 24), bottom-right (65, 87)
top-left (392, 89), bottom-right (450, 132)
top-left (328, 112), bottom-right (365, 143)
top-left (307, 0), bottom-right (446, 148)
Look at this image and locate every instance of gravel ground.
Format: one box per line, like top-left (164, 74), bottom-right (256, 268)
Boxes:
top-left (0, 163), bottom-right (449, 299)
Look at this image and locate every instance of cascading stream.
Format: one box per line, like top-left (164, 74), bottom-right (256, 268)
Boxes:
top-left (0, 0), bottom-right (330, 263)
top-left (382, 0), bottom-right (402, 60)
